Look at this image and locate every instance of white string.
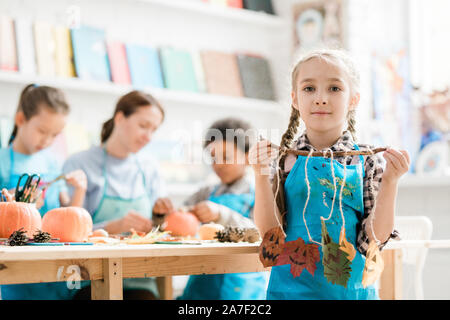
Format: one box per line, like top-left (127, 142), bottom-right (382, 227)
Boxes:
top-left (367, 148), bottom-right (381, 246)
top-left (321, 148), bottom-right (337, 222)
top-left (302, 149), bottom-right (322, 246)
top-left (338, 156), bottom-right (348, 230)
top-left (273, 150), bottom-right (288, 237)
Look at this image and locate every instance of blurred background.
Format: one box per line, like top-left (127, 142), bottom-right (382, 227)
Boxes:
top-left (0, 0), bottom-right (449, 299)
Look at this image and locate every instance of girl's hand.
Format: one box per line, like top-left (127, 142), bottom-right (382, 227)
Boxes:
top-left (65, 170), bottom-right (87, 191)
top-left (153, 197), bottom-right (175, 215)
top-left (382, 148), bottom-right (410, 184)
top-left (107, 210), bottom-right (153, 234)
top-left (191, 201), bottom-right (220, 223)
top-left (248, 139), bottom-right (279, 176)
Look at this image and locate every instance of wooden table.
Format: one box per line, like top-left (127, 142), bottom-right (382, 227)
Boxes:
top-left (2, 240), bottom-right (448, 300)
top-left (0, 242), bottom-right (268, 300)
top-left (380, 239), bottom-right (450, 300)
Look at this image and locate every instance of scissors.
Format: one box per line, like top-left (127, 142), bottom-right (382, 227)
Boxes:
top-left (15, 173), bottom-right (41, 203)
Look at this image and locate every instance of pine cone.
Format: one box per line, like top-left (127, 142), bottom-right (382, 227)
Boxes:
top-left (215, 228), bottom-right (231, 242)
top-left (7, 228), bottom-right (29, 246)
top-left (242, 228), bottom-right (261, 243)
top-left (228, 227), bottom-right (245, 243)
top-left (32, 230), bottom-right (52, 243)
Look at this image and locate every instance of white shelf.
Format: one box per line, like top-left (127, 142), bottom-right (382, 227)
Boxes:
top-left (399, 175), bottom-right (450, 188)
top-left (0, 71), bottom-right (284, 114)
top-left (134, 0), bottom-right (286, 28)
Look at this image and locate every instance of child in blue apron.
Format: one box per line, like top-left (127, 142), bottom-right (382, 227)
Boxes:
top-left (0, 84), bottom-right (88, 300)
top-left (249, 49), bottom-right (410, 300)
top-left (179, 117), bottom-right (268, 300)
top-left (63, 90), bottom-right (172, 300)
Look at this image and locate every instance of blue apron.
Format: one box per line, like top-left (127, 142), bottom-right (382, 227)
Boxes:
top-left (267, 144), bottom-right (379, 300)
top-left (1, 147), bottom-right (76, 300)
top-left (77, 148), bottom-right (158, 297)
top-left (180, 185), bottom-right (268, 300)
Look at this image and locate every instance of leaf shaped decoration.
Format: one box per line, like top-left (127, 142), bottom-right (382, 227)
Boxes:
top-left (321, 219), bottom-right (352, 287)
top-left (277, 236), bottom-right (321, 278)
top-left (339, 227), bottom-right (356, 262)
top-left (259, 226), bottom-right (285, 267)
top-left (362, 240), bottom-right (384, 288)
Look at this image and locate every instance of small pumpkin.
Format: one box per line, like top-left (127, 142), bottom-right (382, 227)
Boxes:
top-left (90, 228), bottom-right (109, 238)
top-left (42, 207), bottom-right (93, 242)
top-left (0, 201), bottom-right (42, 238)
top-left (164, 211), bottom-right (200, 237)
top-left (198, 223), bottom-right (224, 240)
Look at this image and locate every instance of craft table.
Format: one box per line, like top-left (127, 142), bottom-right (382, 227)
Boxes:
top-left (0, 242), bottom-right (268, 300)
top-left (380, 239), bottom-right (450, 300)
top-left (2, 240), bottom-right (449, 300)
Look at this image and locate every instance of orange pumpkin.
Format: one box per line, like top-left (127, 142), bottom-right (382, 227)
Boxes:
top-left (198, 223), bottom-right (224, 240)
top-left (164, 211), bottom-right (200, 237)
top-left (0, 202), bottom-right (42, 238)
top-left (42, 207), bottom-right (93, 242)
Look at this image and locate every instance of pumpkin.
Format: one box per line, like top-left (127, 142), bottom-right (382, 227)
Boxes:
top-left (90, 228), bottom-right (109, 238)
top-left (0, 202), bottom-right (42, 238)
top-left (42, 207), bottom-right (93, 242)
top-left (198, 223), bottom-right (224, 240)
top-left (164, 211), bottom-right (200, 237)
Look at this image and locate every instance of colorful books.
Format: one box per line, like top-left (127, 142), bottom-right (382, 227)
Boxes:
top-left (107, 41), bottom-right (131, 85)
top-left (15, 19), bottom-right (36, 75)
top-left (159, 47), bottom-right (198, 92)
top-left (71, 25), bottom-right (110, 81)
top-left (34, 21), bottom-right (56, 76)
top-left (54, 26), bottom-right (76, 78)
top-left (126, 44), bottom-right (163, 89)
top-left (0, 16), bottom-right (18, 71)
top-left (236, 53), bottom-right (275, 100)
top-left (200, 50), bottom-right (243, 97)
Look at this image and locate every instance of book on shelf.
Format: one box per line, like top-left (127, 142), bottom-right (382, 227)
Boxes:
top-left (107, 41), bottom-right (131, 85)
top-left (126, 43), bottom-right (163, 89)
top-left (71, 25), bottom-right (110, 81)
top-left (200, 50), bottom-right (243, 97)
top-left (236, 53), bottom-right (275, 100)
top-left (227, 0), bottom-right (243, 9)
top-left (0, 15), bottom-right (18, 72)
top-left (54, 26), bottom-right (76, 78)
top-left (34, 21), bottom-right (56, 76)
top-left (159, 47), bottom-right (198, 92)
top-left (15, 18), bottom-right (36, 75)
top-left (190, 50), bottom-right (206, 93)
top-left (243, 0), bottom-right (274, 14)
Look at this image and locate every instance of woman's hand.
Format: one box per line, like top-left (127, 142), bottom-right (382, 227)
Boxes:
top-left (65, 170), bottom-right (87, 191)
top-left (105, 210), bottom-right (153, 234)
top-left (153, 197), bottom-right (175, 215)
top-left (248, 139), bottom-right (279, 177)
top-left (191, 201), bottom-right (220, 223)
top-left (382, 148), bottom-right (410, 184)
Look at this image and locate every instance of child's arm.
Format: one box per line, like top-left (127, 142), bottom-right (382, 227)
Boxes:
top-left (367, 148), bottom-right (410, 244)
top-left (59, 170), bottom-right (87, 207)
top-left (191, 201), bottom-right (256, 228)
top-left (248, 140), bottom-right (282, 235)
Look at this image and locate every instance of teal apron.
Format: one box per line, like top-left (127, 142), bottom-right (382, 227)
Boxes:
top-left (1, 147), bottom-right (76, 300)
top-left (267, 144), bottom-right (379, 300)
top-left (78, 148), bottom-right (158, 297)
top-left (180, 185), bottom-right (268, 300)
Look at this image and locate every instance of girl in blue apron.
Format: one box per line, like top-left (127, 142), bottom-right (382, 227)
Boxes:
top-left (0, 84), bottom-right (88, 300)
top-left (64, 90), bottom-right (172, 300)
top-left (179, 117), bottom-right (268, 300)
top-left (250, 49), bottom-right (410, 300)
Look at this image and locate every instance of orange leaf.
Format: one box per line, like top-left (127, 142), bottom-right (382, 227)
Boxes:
top-left (339, 227), bottom-right (356, 262)
top-left (362, 240), bottom-right (384, 288)
top-left (259, 227), bottom-right (285, 267)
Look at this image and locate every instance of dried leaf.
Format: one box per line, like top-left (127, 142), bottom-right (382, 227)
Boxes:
top-left (339, 227), bottom-right (356, 262)
top-left (277, 237), bottom-right (320, 278)
top-left (362, 240), bottom-right (384, 288)
top-left (259, 227), bottom-right (285, 267)
top-left (321, 219), bottom-right (352, 287)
